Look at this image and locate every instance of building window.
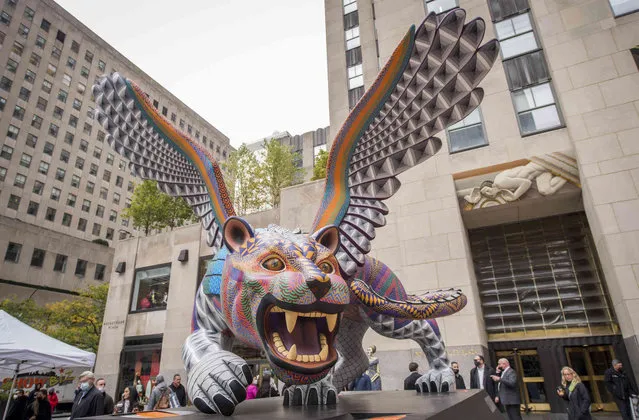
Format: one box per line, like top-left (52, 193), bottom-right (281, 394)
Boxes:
top-left (45, 206), bottom-right (56, 221)
top-left (53, 106), bottom-right (64, 119)
top-left (7, 194), bottom-right (20, 210)
top-left (18, 87), bottom-right (30, 102)
top-left (77, 218), bottom-right (87, 232)
top-left (26, 134), bottom-right (37, 147)
top-left (127, 181), bottom-right (134, 192)
top-left (609, 0), bottom-right (639, 16)
top-left (50, 187), bottom-right (61, 201)
top-left (18, 23), bottom-right (29, 38)
top-left (131, 265), bottom-right (171, 312)
top-left (347, 63), bottom-right (363, 89)
top-left (47, 63), bottom-right (57, 76)
top-left (43, 141), bottom-right (54, 156)
top-left (23, 6), bottom-right (34, 21)
top-left (80, 66), bottom-right (89, 78)
top-left (99, 187), bottom-right (108, 200)
top-left (113, 192), bottom-right (121, 205)
top-left (11, 41), bottom-right (23, 56)
top-left (57, 89), bottom-right (68, 103)
top-left (1, 144), bottom-right (13, 159)
top-left (38, 161), bottom-right (49, 175)
top-left (80, 139), bottom-right (88, 152)
top-left (36, 97), bottom-right (48, 111)
top-left (49, 123), bottom-right (59, 137)
top-left (62, 73), bottom-right (71, 86)
top-left (35, 35), bottom-right (45, 49)
top-left (0, 95), bottom-right (5, 111)
top-left (83, 122), bottom-right (92, 135)
top-left (89, 163), bottom-right (98, 176)
top-left (4, 242), bottom-right (21, 262)
top-left (60, 149), bottom-right (70, 163)
top-left (96, 204), bottom-right (105, 218)
top-left (109, 210), bottom-right (117, 222)
top-left (53, 254), bottom-right (67, 272)
top-left (85, 50), bottom-right (94, 63)
top-left (20, 153), bottom-right (32, 168)
top-left (30, 248), bottom-right (46, 267)
top-left (106, 227), bottom-right (114, 240)
top-left (348, 86), bottom-right (365, 109)
top-left (55, 167), bottom-right (66, 182)
top-left (170, 112), bottom-right (176, 122)
top-left (27, 200), bottom-right (39, 216)
top-left (67, 193), bottom-right (76, 207)
top-left (71, 174), bottom-right (81, 188)
top-left (75, 156), bottom-right (85, 170)
top-left (62, 212), bottom-right (72, 226)
top-left (513, 82), bottom-right (562, 135)
top-left (13, 173), bottom-right (26, 188)
top-left (93, 146), bottom-right (102, 159)
top-left (345, 26), bottom-right (360, 50)
top-left (75, 259), bottom-right (88, 277)
top-left (103, 169), bottom-right (111, 182)
top-left (65, 131), bottom-right (74, 144)
top-left (98, 59), bottom-right (106, 71)
top-left (42, 79), bottom-right (52, 93)
top-left (71, 40), bottom-right (80, 53)
top-left (25, 69), bottom-right (36, 84)
top-left (86, 181), bottom-right (94, 194)
top-left (0, 11), bottom-right (10, 25)
top-left (0, 75), bottom-right (12, 91)
top-left (53, 47), bottom-right (63, 59)
top-left (92, 223), bottom-right (101, 236)
top-left (82, 199), bottom-right (91, 212)
top-left (31, 114), bottom-right (43, 129)
top-left (97, 130), bottom-right (105, 142)
top-left (6, 58), bottom-right (17, 73)
top-left (95, 264), bottom-right (106, 281)
top-left (424, 0), bottom-right (458, 14)
top-left (32, 180), bottom-right (44, 195)
top-left (0, 166), bottom-right (5, 181)
top-left (447, 108), bottom-right (488, 153)
top-left (40, 18), bottom-right (50, 32)
top-left (495, 13), bottom-right (538, 60)
top-left (115, 175), bottom-right (123, 187)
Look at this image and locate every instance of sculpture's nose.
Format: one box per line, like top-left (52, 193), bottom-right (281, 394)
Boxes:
top-left (307, 274), bottom-right (331, 299)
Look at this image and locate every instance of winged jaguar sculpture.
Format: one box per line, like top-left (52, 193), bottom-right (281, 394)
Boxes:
top-left (93, 9), bottom-right (499, 416)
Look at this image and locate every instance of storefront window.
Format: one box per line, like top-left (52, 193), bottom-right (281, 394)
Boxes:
top-left (117, 335), bottom-right (162, 400)
top-left (130, 265), bottom-right (171, 312)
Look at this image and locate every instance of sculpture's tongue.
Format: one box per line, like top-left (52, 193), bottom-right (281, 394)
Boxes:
top-left (269, 313), bottom-right (321, 354)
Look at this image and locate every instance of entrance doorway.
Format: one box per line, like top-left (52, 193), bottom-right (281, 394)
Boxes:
top-left (495, 349), bottom-right (549, 412)
top-left (565, 345), bottom-right (617, 412)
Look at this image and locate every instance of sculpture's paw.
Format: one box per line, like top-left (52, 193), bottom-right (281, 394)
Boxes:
top-left (415, 365), bottom-right (455, 393)
top-left (187, 351), bottom-right (252, 416)
top-left (282, 379), bottom-right (337, 406)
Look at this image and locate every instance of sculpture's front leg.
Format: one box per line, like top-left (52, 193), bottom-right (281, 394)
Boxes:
top-left (282, 379), bottom-right (337, 406)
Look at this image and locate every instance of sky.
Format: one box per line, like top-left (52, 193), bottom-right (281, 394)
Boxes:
top-left (55, 0), bottom-right (330, 148)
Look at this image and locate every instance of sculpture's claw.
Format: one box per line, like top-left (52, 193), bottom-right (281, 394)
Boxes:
top-left (187, 351), bottom-right (252, 416)
top-left (415, 364), bottom-right (455, 393)
top-left (282, 378), bottom-right (337, 406)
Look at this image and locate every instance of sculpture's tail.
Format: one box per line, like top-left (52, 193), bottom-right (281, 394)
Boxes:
top-left (350, 280), bottom-right (467, 319)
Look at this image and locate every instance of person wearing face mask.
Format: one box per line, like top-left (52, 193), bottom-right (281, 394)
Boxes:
top-left (6, 389), bottom-right (28, 420)
top-left (95, 378), bottom-right (114, 415)
top-left (605, 360), bottom-right (637, 420)
top-left (451, 362), bottom-right (466, 390)
top-left (25, 389), bottom-right (51, 420)
top-left (70, 371), bottom-right (104, 419)
top-left (469, 355), bottom-right (497, 402)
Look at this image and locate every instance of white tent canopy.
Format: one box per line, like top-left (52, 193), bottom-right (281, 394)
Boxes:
top-left (0, 309), bottom-right (96, 374)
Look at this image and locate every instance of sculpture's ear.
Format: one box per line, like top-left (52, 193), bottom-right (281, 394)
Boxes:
top-left (222, 216), bottom-right (255, 253)
top-left (311, 225), bottom-right (340, 254)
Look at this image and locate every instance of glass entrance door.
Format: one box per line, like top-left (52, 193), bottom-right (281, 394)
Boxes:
top-left (565, 345), bottom-right (617, 412)
top-left (495, 349), bottom-right (550, 412)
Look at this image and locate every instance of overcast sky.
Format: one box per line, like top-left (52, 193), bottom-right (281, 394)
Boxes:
top-left (55, 0), bottom-right (330, 147)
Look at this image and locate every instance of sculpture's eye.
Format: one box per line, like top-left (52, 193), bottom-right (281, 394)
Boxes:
top-left (318, 261), bottom-right (334, 274)
top-left (261, 256), bottom-right (285, 272)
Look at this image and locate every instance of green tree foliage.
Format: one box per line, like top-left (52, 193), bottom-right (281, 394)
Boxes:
top-left (123, 180), bottom-right (196, 235)
top-left (311, 148), bottom-right (329, 181)
top-left (262, 139), bottom-right (303, 208)
top-left (0, 284), bottom-right (109, 353)
top-left (222, 144), bottom-right (266, 215)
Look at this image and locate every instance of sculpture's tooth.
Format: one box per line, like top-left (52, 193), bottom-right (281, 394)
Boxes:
top-left (319, 333), bottom-right (327, 344)
top-left (287, 344), bottom-right (297, 361)
top-left (271, 307), bottom-right (283, 313)
top-left (313, 354), bottom-right (320, 362)
top-left (319, 344), bottom-right (328, 361)
top-left (302, 355), bottom-right (309, 362)
top-left (296, 355), bottom-right (303, 362)
top-left (285, 311), bottom-right (298, 333)
top-left (326, 314), bottom-right (338, 332)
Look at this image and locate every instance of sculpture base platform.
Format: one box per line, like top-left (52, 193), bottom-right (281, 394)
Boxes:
top-left (91, 390), bottom-right (502, 419)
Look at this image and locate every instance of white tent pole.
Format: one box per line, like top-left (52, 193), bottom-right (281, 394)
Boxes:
top-left (2, 362), bottom-right (20, 420)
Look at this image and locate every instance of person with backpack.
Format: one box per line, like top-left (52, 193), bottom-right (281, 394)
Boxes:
top-left (145, 375), bottom-right (178, 411)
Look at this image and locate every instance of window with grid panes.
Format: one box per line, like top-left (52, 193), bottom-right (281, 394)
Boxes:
top-left (69, 115), bottom-right (78, 127)
top-left (47, 63), bottom-right (56, 76)
top-left (57, 89), bottom-right (67, 102)
top-left (109, 210), bottom-right (117, 222)
top-left (53, 106), bottom-right (63, 119)
top-left (92, 223), bottom-right (101, 236)
top-left (48, 123), bottom-right (59, 137)
top-left (0, 166), bottom-right (6, 181)
top-left (71, 174), bottom-right (80, 188)
top-left (0, 96), bottom-right (5, 111)
top-left (26, 133), bottom-right (37, 147)
top-left (30, 52), bottom-right (40, 67)
top-left (4, 242), bottom-right (21, 262)
top-left (96, 205), bottom-right (105, 218)
top-left (72, 98), bottom-right (82, 110)
top-left (80, 66), bottom-right (89, 78)
top-left (60, 149), bottom-right (70, 163)
top-left (7, 194), bottom-right (20, 210)
top-left (55, 167), bottom-right (65, 182)
top-left (1, 144), bottom-right (13, 159)
top-left (32, 180), bottom-right (43, 194)
top-left (106, 227), bottom-right (114, 240)
top-left (18, 23), bottom-right (28, 37)
top-left (83, 123), bottom-right (92, 135)
top-left (62, 73), bottom-right (71, 86)
top-left (7, 124), bottom-right (18, 138)
top-left (11, 41), bottom-right (22, 55)
top-left (43, 142), bottom-right (54, 156)
top-left (67, 56), bottom-right (75, 69)
top-left (13, 173), bottom-right (26, 188)
top-left (64, 132), bottom-right (74, 144)
top-left (38, 161), bottom-right (48, 175)
top-left (67, 193), bottom-right (76, 207)
top-left (6, 58), bottom-right (17, 73)
top-left (99, 187), bottom-right (107, 200)
top-left (30, 248), bottom-right (46, 267)
top-left (53, 254), bottom-right (67, 272)
top-left (75, 156), bottom-right (84, 170)
top-left (71, 40), bottom-right (80, 53)
top-left (27, 201), bottom-right (39, 216)
top-left (0, 11), bottom-right (10, 25)
top-left (77, 218), bottom-right (86, 232)
top-left (25, 69), bottom-right (36, 84)
top-left (23, 6), bottom-right (34, 20)
top-left (18, 87), bottom-right (30, 101)
top-left (40, 18), bottom-right (50, 32)
top-left (98, 60), bottom-right (105, 71)
top-left (86, 181), bottom-right (94, 194)
top-left (31, 114), bottom-right (42, 129)
top-left (103, 169), bottom-right (111, 182)
top-left (113, 192), bottom-right (120, 204)
top-left (13, 105), bottom-right (25, 120)
top-left (42, 79), bottom-right (52, 93)
top-left (51, 47), bottom-right (61, 59)
top-left (115, 175), bottom-right (123, 187)
top-left (62, 212), bottom-right (72, 226)
top-left (0, 76), bottom-right (13, 91)
top-left (50, 187), bottom-right (61, 201)
top-left (45, 207), bottom-right (57, 221)
top-left (82, 199), bottom-right (91, 212)
top-left (106, 153), bottom-right (114, 165)
top-left (80, 139), bottom-right (88, 152)
top-left (97, 131), bottom-right (105, 142)
top-left (19, 153), bottom-right (31, 167)
top-left (36, 97), bottom-right (47, 111)
top-left (35, 35), bottom-right (45, 49)
top-left (89, 163), bottom-right (98, 176)
top-left (93, 147), bottom-right (102, 159)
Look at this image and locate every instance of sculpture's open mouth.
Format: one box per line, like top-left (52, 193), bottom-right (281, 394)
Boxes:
top-left (256, 297), bottom-right (343, 375)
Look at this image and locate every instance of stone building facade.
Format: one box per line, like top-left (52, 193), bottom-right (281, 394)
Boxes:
top-left (0, 0), bottom-right (232, 300)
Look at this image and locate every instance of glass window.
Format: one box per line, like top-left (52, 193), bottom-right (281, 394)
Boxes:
top-left (47, 62), bottom-right (57, 76)
top-left (62, 73), bottom-right (71, 86)
top-left (27, 200), bottom-right (39, 216)
top-left (42, 79), bottom-right (52, 93)
top-left (18, 23), bottom-right (29, 38)
top-left (97, 131), bottom-right (105, 142)
top-left (50, 187), bottom-right (61, 201)
top-left (60, 149), bottom-right (70, 163)
top-left (424, 0), bottom-right (458, 14)
top-left (512, 82), bottom-right (562, 135)
top-left (45, 206), bottom-right (56, 221)
top-left (6, 58), bottom-right (17, 73)
top-left (93, 146), bottom-right (102, 159)
top-left (53, 254), bottom-right (67, 272)
top-left (495, 13), bottom-right (538, 59)
top-left (31, 114), bottom-right (43, 129)
top-left (75, 156), bottom-right (85, 170)
top-left (447, 108), bottom-right (488, 153)
top-left (106, 153), bottom-right (114, 165)
top-left (71, 174), bottom-right (80, 188)
top-left (77, 218), bottom-right (87, 232)
top-left (80, 66), bottom-right (89, 78)
top-left (67, 193), bottom-right (76, 207)
top-left (92, 223), bottom-right (101, 236)
top-left (26, 133), bottom-right (37, 147)
top-left (0, 11), bottom-right (10, 25)
top-left (75, 259), bottom-right (88, 276)
top-left (83, 122), bottom-right (92, 135)
top-left (113, 192), bottom-right (121, 204)
top-left (609, 0), bottom-right (639, 16)
top-left (53, 106), bottom-right (64, 119)
top-left (19, 153), bottom-right (31, 167)
top-left (170, 113), bottom-right (176, 122)
top-left (35, 35), bottom-right (45, 49)
top-left (40, 18), bottom-right (50, 32)
top-left (55, 167), bottom-right (65, 182)
top-left (7, 194), bottom-right (20, 210)
top-left (13, 173), bottom-right (26, 188)
top-left (36, 96), bottom-right (48, 111)
top-left (30, 248), bottom-right (46, 267)
top-left (99, 187), bottom-right (108, 199)
top-left (348, 86), bottom-right (365, 109)
top-left (18, 87), bottom-right (30, 101)
top-left (67, 56), bottom-right (76, 69)
top-left (131, 265), bottom-right (171, 312)
top-left (85, 50), bottom-right (94, 63)
top-left (4, 242), bottom-right (21, 262)
top-left (32, 180), bottom-right (44, 194)
top-left (86, 181), bottom-right (94, 194)
top-left (25, 69), bottom-right (36, 84)
top-left (57, 89), bottom-right (68, 102)
top-left (109, 210), bottom-right (117, 222)
top-left (103, 169), bottom-right (111, 182)
top-left (89, 163), bottom-right (98, 176)
top-left (23, 7), bottom-right (34, 21)
top-left (82, 199), bottom-right (91, 212)
top-left (11, 41), bottom-right (23, 56)
top-left (71, 40), bottom-right (80, 53)
top-left (1, 144), bottom-right (13, 159)
top-left (95, 264), bottom-right (106, 281)
top-left (0, 75), bottom-right (12, 91)
top-left (65, 131), bottom-right (74, 144)
top-left (0, 166), bottom-right (5, 181)
top-left (49, 123), bottom-right (59, 137)
top-left (0, 95), bottom-right (5, 111)
top-left (43, 141), bottom-right (54, 156)
top-left (12, 105), bottom-right (25, 120)
top-left (98, 59), bottom-right (106, 71)
top-left (62, 212), bottom-right (72, 226)
top-left (96, 204), bottom-right (105, 217)
top-left (115, 175), bottom-right (123, 187)
top-left (38, 161), bottom-right (49, 175)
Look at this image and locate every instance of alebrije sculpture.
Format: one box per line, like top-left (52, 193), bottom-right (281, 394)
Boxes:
top-left (93, 9), bottom-right (499, 416)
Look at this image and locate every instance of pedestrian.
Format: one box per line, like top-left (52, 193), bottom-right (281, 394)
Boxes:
top-left (69, 371), bottom-right (105, 419)
top-left (246, 377), bottom-right (258, 400)
top-left (350, 372), bottom-right (372, 391)
top-left (557, 366), bottom-right (592, 420)
top-left (256, 372), bottom-right (279, 398)
top-left (47, 388), bottom-right (58, 413)
top-left (25, 388), bottom-right (51, 420)
top-left (605, 359), bottom-right (637, 420)
top-left (404, 362), bottom-right (421, 390)
top-left (145, 375), bottom-right (177, 410)
top-left (451, 362), bottom-right (466, 390)
top-left (470, 355), bottom-right (497, 401)
top-left (114, 386), bottom-right (139, 414)
top-left (27, 383), bottom-right (42, 404)
top-left (491, 358), bottom-right (522, 420)
top-left (95, 378), bottom-right (114, 415)
top-left (6, 389), bottom-right (28, 420)
top-left (169, 374), bottom-right (187, 407)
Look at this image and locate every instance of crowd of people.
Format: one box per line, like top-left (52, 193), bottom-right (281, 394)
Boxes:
top-left (402, 355), bottom-right (637, 420)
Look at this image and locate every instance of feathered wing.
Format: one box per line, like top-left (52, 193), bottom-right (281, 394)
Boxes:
top-left (92, 74), bottom-right (235, 252)
top-left (313, 9), bottom-right (500, 276)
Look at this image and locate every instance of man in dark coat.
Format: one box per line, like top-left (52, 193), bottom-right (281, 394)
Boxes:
top-left (470, 355), bottom-right (496, 400)
top-left (605, 360), bottom-right (637, 420)
top-left (451, 362), bottom-right (466, 390)
top-left (6, 389), bottom-right (28, 420)
top-left (24, 389), bottom-right (51, 420)
top-left (404, 362), bottom-right (421, 390)
top-left (491, 358), bottom-right (522, 420)
top-left (70, 371), bottom-right (105, 419)
top-left (96, 378), bottom-right (114, 414)
top-left (169, 374), bottom-right (187, 406)
top-left (27, 383), bottom-right (42, 404)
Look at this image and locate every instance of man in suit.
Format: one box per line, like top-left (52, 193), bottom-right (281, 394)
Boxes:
top-left (491, 358), bottom-right (522, 420)
top-left (469, 355), bottom-right (496, 400)
top-left (70, 371), bottom-right (105, 419)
